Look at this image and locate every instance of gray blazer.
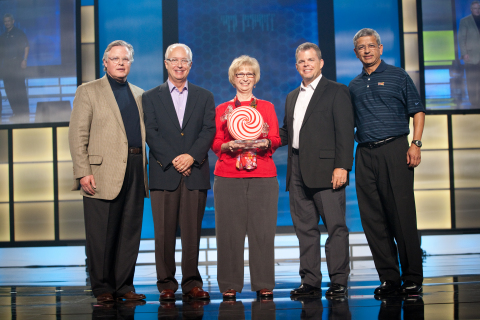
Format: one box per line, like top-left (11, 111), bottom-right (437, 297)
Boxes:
top-left (279, 76), bottom-right (354, 191)
top-left (68, 75), bottom-right (148, 200)
top-left (143, 81), bottom-right (216, 191)
top-left (459, 14), bottom-right (480, 64)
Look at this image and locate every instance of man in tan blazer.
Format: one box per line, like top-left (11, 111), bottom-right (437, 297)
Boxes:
top-left (459, 1), bottom-right (480, 106)
top-left (69, 40), bottom-right (148, 303)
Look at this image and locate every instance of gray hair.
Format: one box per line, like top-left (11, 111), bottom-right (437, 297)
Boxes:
top-left (295, 42), bottom-right (322, 62)
top-left (164, 43), bottom-right (192, 61)
top-left (103, 40), bottom-right (134, 72)
top-left (353, 28), bottom-right (382, 48)
top-left (3, 13), bottom-right (14, 20)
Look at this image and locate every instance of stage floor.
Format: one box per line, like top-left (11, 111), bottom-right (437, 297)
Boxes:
top-left (1, 253), bottom-right (480, 319)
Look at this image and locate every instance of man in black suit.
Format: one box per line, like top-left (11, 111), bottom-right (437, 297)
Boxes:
top-left (279, 42), bottom-right (354, 297)
top-left (143, 43), bottom-right (215, 301)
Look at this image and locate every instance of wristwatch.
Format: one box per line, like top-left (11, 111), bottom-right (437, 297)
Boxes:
top-left (412, 140), bottom-right (422, 148)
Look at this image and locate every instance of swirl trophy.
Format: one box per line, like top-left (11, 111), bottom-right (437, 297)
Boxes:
top-left (227, 106), bottom-right (269, 170)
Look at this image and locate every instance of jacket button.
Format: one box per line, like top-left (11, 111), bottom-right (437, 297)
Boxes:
top-left (181, 132), bottom-right (184, 136)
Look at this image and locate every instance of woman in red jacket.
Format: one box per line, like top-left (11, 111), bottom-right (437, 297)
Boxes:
top-left (212, 55), bottom-right (281, 300)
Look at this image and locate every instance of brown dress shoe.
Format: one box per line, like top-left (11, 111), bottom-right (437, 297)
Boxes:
top-left (117, 291), bottom-right (146, 301)
top-left (97, 292), bottom-right (114, 303)
top-left (184, 287), bottom-right (210, 300)
top-left (160, 289), bottom-right (176, 301)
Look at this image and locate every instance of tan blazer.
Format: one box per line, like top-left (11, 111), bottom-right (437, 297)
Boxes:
top-left (459, 14), bottom-right (480, 65)
top-left (68, 75), bottom-right (148, 200)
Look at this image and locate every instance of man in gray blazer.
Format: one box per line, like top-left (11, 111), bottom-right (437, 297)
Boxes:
top-left (279, 42), bottom-right (354, 297)
top-left (142, 43), bottom-right (215, 301)
top-left (69, 40), bottom-right (148, 303)
top-left (459, 1), bottom-right (480, 107)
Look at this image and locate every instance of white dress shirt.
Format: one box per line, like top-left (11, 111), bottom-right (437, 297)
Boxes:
top-left (292, 74), bottom-right (322, 149)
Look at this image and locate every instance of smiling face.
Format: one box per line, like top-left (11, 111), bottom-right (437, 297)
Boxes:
top-left (233, 66), bottom-right (255, 96)
top-left (164, 46), bottom-right (191, 87)
top-left (295, 48), bottom-right (324, 86)
top-left (103, 46), bottom-right (131, 82)
top-left (354, 35), bottom-right (384, 71)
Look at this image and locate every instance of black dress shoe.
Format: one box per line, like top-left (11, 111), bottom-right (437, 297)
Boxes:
top-left (400, 281), bottom-right (423, 294)
top-left (326, 283), bottom-right (347, 296)
top-left (290, 283), bottom-right (321, 296)
top-left (374, 281), bottom-right (400, 295)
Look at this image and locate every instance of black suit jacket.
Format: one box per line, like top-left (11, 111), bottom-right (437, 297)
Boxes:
top-left (279, 76), bottom-right (354, 191)
top-left (143, 81), bottom-right (216, 191)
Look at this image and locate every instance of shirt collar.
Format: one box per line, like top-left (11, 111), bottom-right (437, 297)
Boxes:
top-left (300, 74), bottom-right (322, 91)
top-left (168, 79), bottom-right (188, 93)
top-left (361, 59), bottom-right (387, 76)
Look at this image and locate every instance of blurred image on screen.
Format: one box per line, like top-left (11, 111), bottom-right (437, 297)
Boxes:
top-left (0, 0), bottom-right (77, 124)
top-left (422, 0), bottom-right (480, 110)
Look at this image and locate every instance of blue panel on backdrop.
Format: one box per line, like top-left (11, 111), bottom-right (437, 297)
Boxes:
top-left (178, 0), bottom-right (319, 229)
top-left (334, 0), bottom-right (401, 232)
top-left (98, 0), bottom-right (163, 239)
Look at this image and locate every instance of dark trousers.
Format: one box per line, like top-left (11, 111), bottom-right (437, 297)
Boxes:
top-left (151, 177), bottom-right (207, 294)
top-left (2, 61), bottom-right (29, 117)
top-left (83, 153), bottom-right (144, 297)
top-left (465, 62), bottom-right (480, 107)
top-left (289, 154), bottom-right (350, 288)
top-left (355, 136), bottom-right (423, 285)
top-left (214, 176), bottom-right (278, 292)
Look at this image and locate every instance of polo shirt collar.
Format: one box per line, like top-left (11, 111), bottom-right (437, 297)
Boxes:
top-left (361, 59), bottom-right (387, 76)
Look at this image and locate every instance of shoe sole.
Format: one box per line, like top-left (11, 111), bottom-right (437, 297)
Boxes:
top-left (290, 291), bottom-right (321, 296)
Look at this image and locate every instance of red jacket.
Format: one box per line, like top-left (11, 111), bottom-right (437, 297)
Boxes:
top-left (212, 99), bottom-right (281, 178)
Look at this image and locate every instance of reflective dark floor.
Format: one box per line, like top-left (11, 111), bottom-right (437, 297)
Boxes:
top-left (1, 259), bottom-right (480, 319)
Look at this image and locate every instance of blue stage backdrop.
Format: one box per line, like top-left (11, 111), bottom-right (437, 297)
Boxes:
top-left (96, 0), bottom-right (402, 237)
top-left (178, 0), bottom-right (319, 229)
top-left (97, 0), bottom-right (163, 239)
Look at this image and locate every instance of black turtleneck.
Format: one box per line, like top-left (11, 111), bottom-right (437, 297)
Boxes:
top-left (474, 14), bottom-right (480, 32)
top-left (107, 74), bottom-right (142, 147)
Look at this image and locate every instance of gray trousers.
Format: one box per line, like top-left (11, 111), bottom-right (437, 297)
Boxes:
top-left (289, 154), bottom-right (350, 287)
top-left (214, 176), bottom-right (279, 292)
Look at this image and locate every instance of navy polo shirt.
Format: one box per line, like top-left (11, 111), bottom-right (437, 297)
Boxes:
top-left (348, 60), bottom-right (425, 144)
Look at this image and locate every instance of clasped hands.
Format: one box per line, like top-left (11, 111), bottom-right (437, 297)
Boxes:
top-left (173, 153), bottom-right (194, 177)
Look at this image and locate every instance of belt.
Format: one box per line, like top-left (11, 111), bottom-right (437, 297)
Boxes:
top-left (292, 148), bottom-right (299, 155)
top-left (128, 147), bottom-right (142, 154)
top-left (358, 134), bottom-right (406, 149)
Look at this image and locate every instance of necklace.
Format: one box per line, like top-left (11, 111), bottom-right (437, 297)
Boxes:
top-left (234, 96), bottom-right (257, 109)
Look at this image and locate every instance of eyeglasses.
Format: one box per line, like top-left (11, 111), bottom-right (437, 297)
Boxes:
top-left (235, 73), bottom-right (255, 78)
top-left (166, 58), bottom-right (191, 66)
top-left (356, 44), bottom-right (379, 51)
top-left (108, 57), bottom-right (132, 64)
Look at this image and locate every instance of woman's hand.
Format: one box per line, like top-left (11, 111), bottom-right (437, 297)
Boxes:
top-left (253, 139), bottom-right (270, 150)
top-left (221, 140), bottom-right (242, 153)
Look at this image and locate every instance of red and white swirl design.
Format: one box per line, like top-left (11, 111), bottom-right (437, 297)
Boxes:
top-left (227, 107), bottom-right (264, 140)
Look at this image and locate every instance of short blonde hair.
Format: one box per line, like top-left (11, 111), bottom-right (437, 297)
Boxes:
top-left (228, 55), bottom-right (260, 87)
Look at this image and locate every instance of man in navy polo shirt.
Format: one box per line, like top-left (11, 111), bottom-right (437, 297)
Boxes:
top-left (348, 28), bottom-right (425, 296)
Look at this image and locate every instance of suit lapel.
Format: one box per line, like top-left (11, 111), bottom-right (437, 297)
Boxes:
top-left (158, 82), bottom-right (182, 131)
top-left (99, 76), bottom-right (126, 136)
top-left (287, 87), bottom-right (300, 135)
top-left (301, 76), bottom-right (329, 128)
top-left (181, 82), bottom-right (198, 130)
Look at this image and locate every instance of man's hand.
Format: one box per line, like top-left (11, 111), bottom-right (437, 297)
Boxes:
top-left (407, 145), bottom-right (421, 168)
top-left (173, 154), bottom-right (194, 173)
top-left (80, 175), bottom-right (96, 195)
top-left (182, 167), bottom-right (192, 177)
top-left (331, 168), bottom-right (347, 190)
top-left (21, 60), bottom-right (27, 69)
